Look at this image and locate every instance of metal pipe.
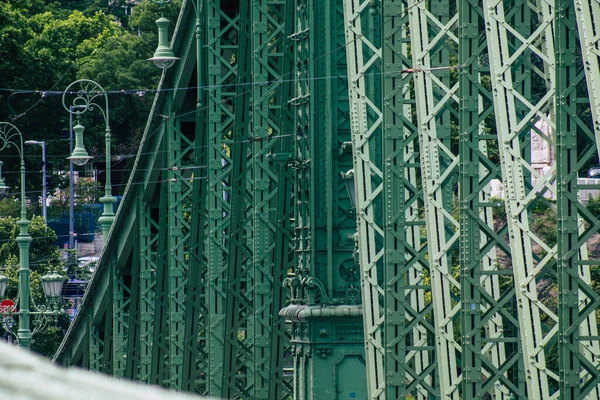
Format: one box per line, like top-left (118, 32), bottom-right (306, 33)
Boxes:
top-left (24, 141), bottom-right (47, 225)
top-left (69, 108), bottom-right (75, 250)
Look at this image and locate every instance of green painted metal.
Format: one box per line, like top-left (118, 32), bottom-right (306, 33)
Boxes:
top-left (556, 1), bottom-right (600, 398)
top-left (112, 267), bottom-right (129, 378)
top-left (458, 1), bottom-right (517, 398)
top-left (138, 200), bottom-right (158, 383)
top-left (222, 0), bottom-right (252, 395)
top-left (574, 0), bottom-right (600, 153)
top-left (407, 1), bottom-right (461, 397)
top-left (88, 315), bottom-right (102, 371)
top-left (342, 1), bottom-right (385, 396)
top-left (281, 0), bottom-right (366, 399)
top-left (181, 6), bottom-right (209, 394)
top-left (249, 1), bottom-right (290, 398)
top-left (205, 0), bottom-right (235, 394)
top-left (52, 1), bottom-right (600, 399)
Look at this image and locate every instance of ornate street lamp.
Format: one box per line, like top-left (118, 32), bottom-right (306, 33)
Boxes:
top-left (148, 0), bottom-right (179, 69)
top-left (63, 80), bottom-right (117, 242)
top-left (0, 122), bottom-right (65, 350)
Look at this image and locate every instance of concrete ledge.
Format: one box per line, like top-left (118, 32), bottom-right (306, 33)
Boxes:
top-left (0, 342), bottom-right (213, 400)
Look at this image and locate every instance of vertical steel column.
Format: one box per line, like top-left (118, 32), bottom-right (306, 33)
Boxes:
top-left (382, 1), bottom-right (434, 399)
top-left (250, 0), bottom-right (290, 398)
top-left (165, 97), bottom-right (194, 390)
top-left (103, 271), bottom-right (114, 374)
top-left (88, 315), bottom-right (103, 372)
top-left (182, 4), bottom-right (209, 394)
top-left (111, 256), bottom-right (130, 378)
top-left (222, 1), bottom-right (252, 396)
top-left (125, 227), bottom-right (141, 380)
top-left (151, 162), bottom-right (170, 386)
top-left (458, 1), bottom-right (515, 398)
top-left (484, 1), bottom-right (559, 397)
top-left (408, 1), bottom-right (461, 397)
top-left (289, 0), bottom-right (310, 394)
top-left (205, 0), bottom-right (236, 395)
top-left (283, 0), bottom-right (366, 399)
top-left (269, 1), bottom-right (296, 398)
top-left (343, 1), bottom-right (385, 396)
top-left (138, 199), bottom-right (158, 383)
top-left (557, 1), bottom-right (600, 397)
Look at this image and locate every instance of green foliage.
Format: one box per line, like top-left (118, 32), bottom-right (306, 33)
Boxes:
top-left (0, 215), bottom-right (67, 357)
top-left (0, 197), bottom-right (21, 218)
top-left (587, 196), bottom-right (600, 219)
top-left (0, 0), bottom-right (173, 360)
top-left (0, 215), bottom-right (62, 271)
top-left (491, 196), bottom-right (506, 221)
top-left (0, 0), bottom-right (169, 198)
top-left (531, 201), bottom-right (557, 248)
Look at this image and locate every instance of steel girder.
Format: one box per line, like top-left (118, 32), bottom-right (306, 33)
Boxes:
top-left (205, 1), bottom-right (235, 394)
top-left (52, 0), bottom-right (600, 399)
top-left (54, 1), bottom-right (294, 398)
top-left (457, 2), bottom-right (516, 398)
top-left (343, 0), bottom-right (435, 398)
top-left (382, 2), bottom-right (433, 399)
top-left (484, 1), bottom-right (559, 394)
top-left (484, 0), bottom-right (600, 397)
top-left (282, 0), bottom-right (366, 399)
top-left (408, 0), bottom-right (462, 396)
top-left (249, 1), bottom-right (293, 398)
top-left (556, 1), bottom-right (600, 398)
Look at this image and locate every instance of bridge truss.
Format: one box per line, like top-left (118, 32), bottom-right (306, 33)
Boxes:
top-left (54, 0), bottom-right (600, 399)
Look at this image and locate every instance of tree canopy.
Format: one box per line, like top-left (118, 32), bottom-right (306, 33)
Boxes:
top-left (0, 0), bottom-right (181, 358)
top-left (0, 0), bottom-right (178, 197)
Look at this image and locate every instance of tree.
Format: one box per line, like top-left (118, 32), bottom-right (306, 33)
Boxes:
top-left (0, 215), bottom-right (68, 356)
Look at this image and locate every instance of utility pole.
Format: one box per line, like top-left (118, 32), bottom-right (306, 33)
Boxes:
top-left (69, 107), bottom-right (75, 250)
top-left (24, 141), bottom-right (47, 225)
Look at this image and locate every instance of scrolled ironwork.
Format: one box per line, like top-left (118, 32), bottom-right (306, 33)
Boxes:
top-left (62, 79), bottom-right (110, 125)
top-left (0, 123), bottom-right (24, 158)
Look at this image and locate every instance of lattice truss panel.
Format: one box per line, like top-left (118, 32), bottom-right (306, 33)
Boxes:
top-left (557, 1), bottom-right (600, 398)
top-left (138, 200), bottom-right (158, 384)
top-left (345, 0), bottom-right (600, 399)
top-left (88, 317), bottom-right (104, 372)
top-left (205, 1), bottom-right (294, 399)
top-left (166, 114), bottom-right (195, 389)
top-left (484, 0), bottom-right (600, 398)
top-left (408, 0), bottom-right (463, 397)
top-left (205, 0), bottom-right (236, 395)
top-left (343, 0), bottom-right (433, 399)
top-left (249, 1), bottom-right (293, 399)
top-left (456, 1), bottom-right (519, 399)
top-left (220, 0), bottom-right (252, 394)
top-left (112, 265), bottom-right (132, 379)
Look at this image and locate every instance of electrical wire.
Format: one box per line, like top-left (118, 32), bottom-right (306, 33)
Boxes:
top-left (0, 0), bottom-right (440, 121)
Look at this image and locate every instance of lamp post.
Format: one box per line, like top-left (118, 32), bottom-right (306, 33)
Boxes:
top-left (63, 80), bottom-right (116, 242)
top-left (0, 122), bottom-right (65, 351)
top-left (24, 140), bottom-right (47, 225)
top-left (148, 0), bottom-right (179, 70)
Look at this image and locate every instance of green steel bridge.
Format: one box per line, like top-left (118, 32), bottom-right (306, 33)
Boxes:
top-left (53, 0), bottom-right (600, 398)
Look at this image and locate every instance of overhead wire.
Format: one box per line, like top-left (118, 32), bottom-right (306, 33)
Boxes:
top-left (0, 1), bottom-right (451, 248)
top-left (0, 0), bottom-right (444, 121)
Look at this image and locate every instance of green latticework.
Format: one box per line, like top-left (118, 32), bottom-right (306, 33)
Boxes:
top-left (52, 1), bottom-right (600, 399)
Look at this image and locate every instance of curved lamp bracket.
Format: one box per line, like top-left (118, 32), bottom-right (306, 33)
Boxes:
top-left (0, 123), bottom-right (24, 158)
top-left (62, 79), bottom-right (110, 126)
